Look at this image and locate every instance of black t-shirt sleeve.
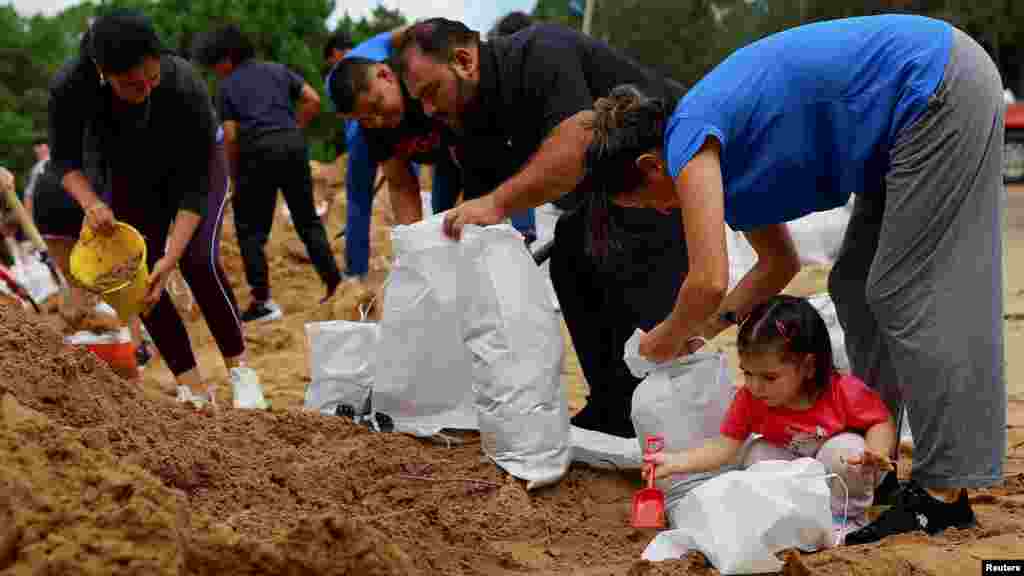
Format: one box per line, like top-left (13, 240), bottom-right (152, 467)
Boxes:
top-left (362, 127), bottom-right (396, 163)
top-left (47, 59), bottom-right (91, 181)
top-left (521, 37), bottom-right (594, 139)
top-left (172, 58), bottom-right (217, 218)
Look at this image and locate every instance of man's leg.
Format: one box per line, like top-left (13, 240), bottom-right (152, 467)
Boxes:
top-left (278, 132), bottom-right (342, 297)
top-left (233, 146), bottom-right (279, 307)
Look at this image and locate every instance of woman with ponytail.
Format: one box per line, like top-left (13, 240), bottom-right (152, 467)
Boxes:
top-left (581, 16), bottom-right (1004, 544)
top-left (48, 9), bottom-right (267, 409)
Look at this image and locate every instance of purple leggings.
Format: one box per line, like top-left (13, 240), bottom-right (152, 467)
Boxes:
top-left (110, 141), bottom-right (245, 376)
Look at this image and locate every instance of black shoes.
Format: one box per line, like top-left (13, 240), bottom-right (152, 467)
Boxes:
top-left (845, 480), bottom-right (976, 545)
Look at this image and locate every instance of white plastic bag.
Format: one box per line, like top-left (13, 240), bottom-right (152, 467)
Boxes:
top-left (461, 223), bottom-right (570, 490)
top-left (726, 200), bottom-right (853, 290)
top-left (807, 293), bottom-right (850, 373)
top-left (304, 311), bottom-right (378, 417)
top-left (629, 344), bottom-right (736, 507)
top-left (12, 257), bottom-right (59, 304)
top-left (570, 425), bottom-right (642, 470)
top-left (642, 458), bottom-right (834, 574)
top-left (373, 215), bottom-right (477, 436)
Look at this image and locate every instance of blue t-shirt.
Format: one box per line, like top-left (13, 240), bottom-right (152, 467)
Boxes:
top-left (346, 31), bottom-right (392, 62)
top-left (219, 60), bottom-right (304, 141)
top-left (665, 15), bottom-right (952, 231)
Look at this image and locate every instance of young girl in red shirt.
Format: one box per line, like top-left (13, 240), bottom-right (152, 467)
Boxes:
top-left (645, 295), bottom-right (897, 536)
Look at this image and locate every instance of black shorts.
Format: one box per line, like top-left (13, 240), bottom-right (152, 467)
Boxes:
top-left (32, 180), bottom-right (82, 240)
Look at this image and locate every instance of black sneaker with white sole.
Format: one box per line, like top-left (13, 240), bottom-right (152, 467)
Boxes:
top-left (873, 470), bottom-right (902, 506)
top-left (845, 481), bottom-right (976, 545)
top-left (241, 300), bottom-right (283, 323)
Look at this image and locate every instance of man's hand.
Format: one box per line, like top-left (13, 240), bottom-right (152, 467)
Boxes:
top-left (442, 195), bottom-right (504, 240)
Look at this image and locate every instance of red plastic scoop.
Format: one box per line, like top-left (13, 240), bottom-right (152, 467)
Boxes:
top-left (632, 434), bottom-right (666, 529)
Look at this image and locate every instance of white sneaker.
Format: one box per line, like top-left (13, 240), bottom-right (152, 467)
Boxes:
top-left (230, 366), bottom-right (270, 410)
top-left (176, 385), bottom-right (192, 404)
top-left (175, 386), bottom-right (214, 409)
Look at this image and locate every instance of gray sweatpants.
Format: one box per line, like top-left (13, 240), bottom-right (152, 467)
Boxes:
top-left (828, 29), bottom-right (1007, 490)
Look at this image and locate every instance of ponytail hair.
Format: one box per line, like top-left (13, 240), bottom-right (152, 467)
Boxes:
top-left (583, 84), bottom-right (667, 260)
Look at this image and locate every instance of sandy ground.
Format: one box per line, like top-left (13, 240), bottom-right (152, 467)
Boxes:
top-left (0, 165), bottom-right (1021, 574)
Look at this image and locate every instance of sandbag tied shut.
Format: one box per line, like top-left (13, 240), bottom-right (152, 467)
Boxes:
top-left (460, 224), bottom-right (570, 491)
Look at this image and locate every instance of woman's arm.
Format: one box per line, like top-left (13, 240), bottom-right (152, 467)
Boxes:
top-left (697, 224), bottom-right (801, 341)
top-left (165, 210), bottom-right (202, 264)
top-left (639, 138), bottom-right (729, 361)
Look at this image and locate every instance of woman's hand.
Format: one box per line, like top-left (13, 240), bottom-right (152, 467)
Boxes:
top-left (84, 201), bottom-right (116, 236)
top-left (638, 320), bottom-right (688, 363)
top-left (143, 257), bottom-right (175, 315)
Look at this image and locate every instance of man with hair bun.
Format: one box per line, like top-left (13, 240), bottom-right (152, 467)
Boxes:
top-left (397, 18), bottom-right (687, 438)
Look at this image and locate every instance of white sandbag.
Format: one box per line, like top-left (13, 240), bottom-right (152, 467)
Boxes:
top-left (374, 214), bottom-right (477, 436)
top-left (807, 293), bottom-right (850, 373)
top-left (726, 200), bottom-right (853, 290)
top-left (570, 425), bottom-right (642, 470)
top-left (642, 458), bottom-right (834, 574)
top-left (461, 223), bottom-right (570, 490)
top-left (629, 341), bottom-right (737, 508)
top-left (65, 326), bottom-right (132, 346)
top-left (303, 319), bottom-right (378, 416)
top-left (12, 257), bottom-right (59, 304)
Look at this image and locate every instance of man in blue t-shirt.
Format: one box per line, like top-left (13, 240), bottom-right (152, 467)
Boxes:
top-left (194, 24), bottom-right (342, 322)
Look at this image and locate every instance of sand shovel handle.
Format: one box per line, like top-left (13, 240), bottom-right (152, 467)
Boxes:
top-left (2, 181), bottom-right (66, 292)
top-left (2, 178), bottom-right (47, 254)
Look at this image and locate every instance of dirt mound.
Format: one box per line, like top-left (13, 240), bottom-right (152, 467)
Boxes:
top-left (0, 408), bottom-right (187, 575)
top-left (0, 303), bottom-right (420, 576)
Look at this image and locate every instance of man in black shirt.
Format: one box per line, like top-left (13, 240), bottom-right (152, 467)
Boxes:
top-left (397, 19), bottom-right (689, 438)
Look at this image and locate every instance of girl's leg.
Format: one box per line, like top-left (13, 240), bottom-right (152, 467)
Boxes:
top-left (815, 433), bottom-right (876, 525)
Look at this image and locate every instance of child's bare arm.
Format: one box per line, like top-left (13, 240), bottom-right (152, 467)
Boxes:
top-left (649, 436), bottom-right (745, 478)
top-left (847, 417), bottom-right (898, 471)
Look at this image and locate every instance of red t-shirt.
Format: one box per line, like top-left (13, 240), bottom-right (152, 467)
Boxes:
top-left (720, 372), bottom-right (891, 457)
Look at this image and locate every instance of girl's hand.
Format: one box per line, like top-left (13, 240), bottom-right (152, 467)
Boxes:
top-left (845, 449), bottom-right (894, 472)
top-left (638, 320), bottom-right (688, 363)
top-left (643, 452), bottom-right (678, 479)
top-left (143, 257), bottom-right (175, 315)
